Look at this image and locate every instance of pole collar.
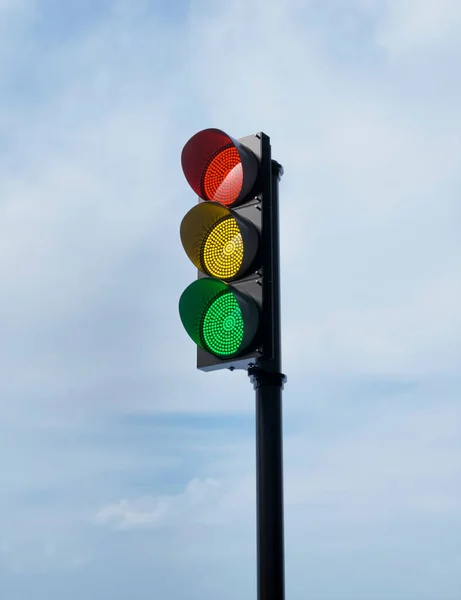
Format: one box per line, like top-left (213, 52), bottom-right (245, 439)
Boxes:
top-left (247, 365), bottom-right (287, 390)
top-left (271, 160), bottom-right (284, 181)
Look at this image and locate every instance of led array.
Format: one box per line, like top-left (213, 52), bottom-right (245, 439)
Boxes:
top-left (202, 145), bottom-right (243, 205)
top-left (202, 217), bottom-right (243, 279)
top-left (201, 291), bottom-right (244, 356)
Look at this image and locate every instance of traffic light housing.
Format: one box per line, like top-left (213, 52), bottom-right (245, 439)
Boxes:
top-left (179, 128), bottom-right (274, 371)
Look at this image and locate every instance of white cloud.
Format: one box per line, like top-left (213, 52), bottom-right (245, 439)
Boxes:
top-left (96, 477), bottom-right (222, 530)
top-left (92, 397), bottom-right (461, 596)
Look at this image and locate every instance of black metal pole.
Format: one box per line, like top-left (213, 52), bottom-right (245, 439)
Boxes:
top-left (249, 160), bottom-right (286, 600)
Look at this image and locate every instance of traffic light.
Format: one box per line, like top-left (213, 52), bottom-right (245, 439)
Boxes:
top-left (179, 129), bottom-right (287, 600)
top-left (179, 128), bottom-right (275, 372)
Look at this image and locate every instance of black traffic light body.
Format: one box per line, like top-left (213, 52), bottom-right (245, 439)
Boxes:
top-left (179, 129), bottom-right (275, 372)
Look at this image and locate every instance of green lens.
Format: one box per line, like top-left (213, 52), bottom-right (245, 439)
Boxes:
top-left (200, 291), bottom-right (244, 356)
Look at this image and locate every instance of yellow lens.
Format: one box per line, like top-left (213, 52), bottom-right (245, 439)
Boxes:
top-left (202, 217), bottom-right (243, 279)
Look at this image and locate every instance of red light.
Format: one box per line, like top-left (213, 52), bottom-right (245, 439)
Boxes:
top-left (181, 128), bottom-right (258, 208)
top-left (202, 146), bottom-right (243, 206)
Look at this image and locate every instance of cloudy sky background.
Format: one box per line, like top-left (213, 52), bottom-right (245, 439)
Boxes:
top-left (1, 0), bottom-right (460, 598)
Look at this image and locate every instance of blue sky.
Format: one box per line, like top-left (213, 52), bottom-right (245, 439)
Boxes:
top-left (1, 0), bottom-right (460, 598)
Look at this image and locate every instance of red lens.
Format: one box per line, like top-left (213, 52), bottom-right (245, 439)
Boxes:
top-left (202, 145), bottom-right (243, 206)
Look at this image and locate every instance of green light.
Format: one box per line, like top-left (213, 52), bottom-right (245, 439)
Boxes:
top-left (201, 291), bottom-right (244, 356)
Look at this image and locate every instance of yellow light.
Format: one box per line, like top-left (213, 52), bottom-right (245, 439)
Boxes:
top-left (202, 217), bottom-right (243, 279)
